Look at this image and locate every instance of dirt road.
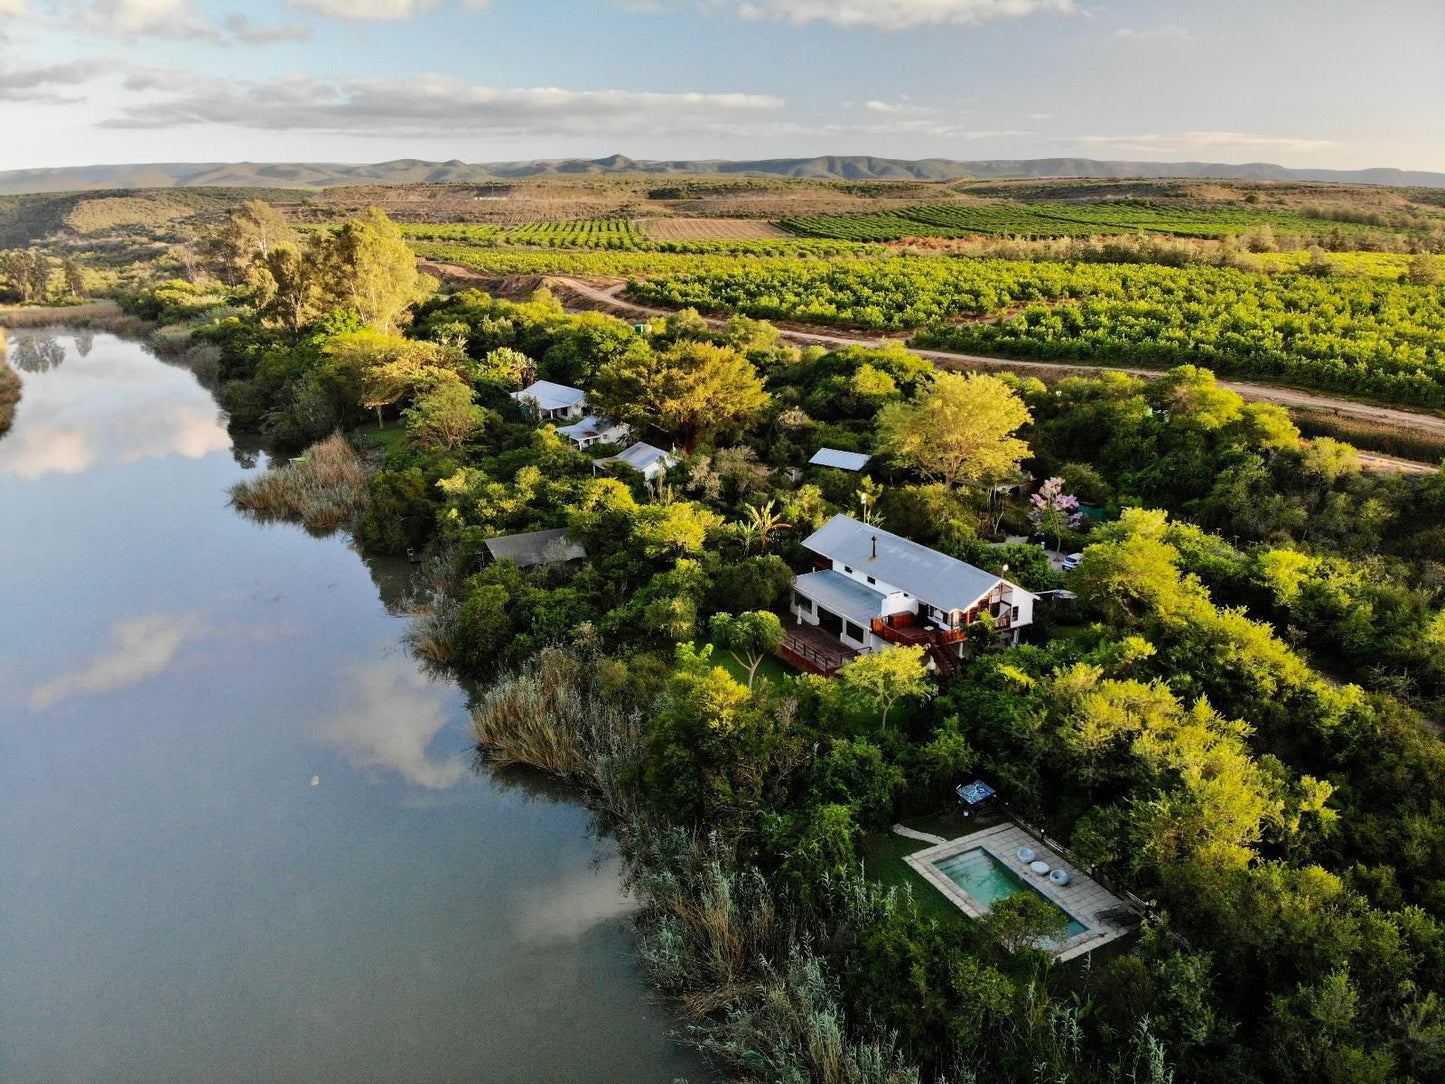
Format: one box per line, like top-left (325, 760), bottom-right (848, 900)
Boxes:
top-left (420, 260), bottom-right (1444, 471)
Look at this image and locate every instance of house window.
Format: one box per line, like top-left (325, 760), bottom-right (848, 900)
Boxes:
top-left (844, 620), bottom-right (865, 642)
top-left (794, 593), bottom-right (813, 613)
top-left (1012, 606), bottom-right (1020, 621)
top-left (843, 565), bottom-right (853, 574)
top-left (866, 575), bottom-right (876, 585)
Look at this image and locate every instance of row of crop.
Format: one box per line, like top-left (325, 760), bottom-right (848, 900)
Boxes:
top-left (625, 255), bottom-right (1445, 405)
top-left (781, 201), bottom-right (1440, 243)
top-left (403, 220), bottom-right (873, 257)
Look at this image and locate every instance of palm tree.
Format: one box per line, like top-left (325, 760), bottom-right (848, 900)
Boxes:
top-left (743, 499), bottom-right (793, 553)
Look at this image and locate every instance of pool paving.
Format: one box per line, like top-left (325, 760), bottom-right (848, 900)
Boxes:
top-left (904, 822), bottom-right (1135, 961)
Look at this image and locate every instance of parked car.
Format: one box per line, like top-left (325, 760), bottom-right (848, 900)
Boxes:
top-left (1062, 552), bottom-right (1084, 572)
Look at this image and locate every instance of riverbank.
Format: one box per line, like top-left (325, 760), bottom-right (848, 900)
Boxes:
top-left (0, 335), bottom-right (18, 437)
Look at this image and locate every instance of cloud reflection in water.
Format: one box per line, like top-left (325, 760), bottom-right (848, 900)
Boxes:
top-left (316, 656), bottom-right (471, 789)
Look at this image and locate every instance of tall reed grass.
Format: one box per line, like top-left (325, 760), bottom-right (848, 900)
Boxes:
top-left (0, 302), bottom-right (140, 332)
top-left (469, 647), bottom-right (646, 815)
top-left (230, 433), bottom-right (370, 532)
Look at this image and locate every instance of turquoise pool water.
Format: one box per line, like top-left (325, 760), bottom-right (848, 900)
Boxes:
top-left (933, 848), bottom-right (1089, 941)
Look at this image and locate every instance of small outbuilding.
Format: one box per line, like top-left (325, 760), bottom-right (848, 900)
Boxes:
top-left (593, 441), bottom-right (677, 483)
top-left (557, 415), bottom-right (631, 450)
top-left (511, 380), bottom-right (587, 421)
top-left (482, 528), bottom-right (586, 570)
top-left (808, 447), bottom-right (871, 472)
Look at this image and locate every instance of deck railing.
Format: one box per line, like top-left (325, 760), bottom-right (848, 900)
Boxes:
top-left (780, 632), bottom-right (852, 675)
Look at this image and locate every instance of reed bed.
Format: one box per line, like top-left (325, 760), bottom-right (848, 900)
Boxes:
top-left (469, 647), bottom-right (645, 813)
top-left (0, 301), bottom-right (135, 330)
top-left (230, 433), bottom-right (370, 532)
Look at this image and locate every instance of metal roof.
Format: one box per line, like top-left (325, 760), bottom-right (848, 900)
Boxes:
top-left (599, 442), bottom-right (675, 473)
top-left (482, 528), bottom-right (586, 568)
top-left (792, 569), bottom-right (888, 626)
top-left (802, 514), bottom-right (1028, 614)
top-left (808, 447), bottom-right (872, 472)
top-left (511, 380), bottom-right (586, 412)
top-left (556, 415), bottom-right (624, 441)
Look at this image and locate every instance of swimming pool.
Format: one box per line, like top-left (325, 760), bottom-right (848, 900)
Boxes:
top-left (932, 848), bottom-right (1089, 941)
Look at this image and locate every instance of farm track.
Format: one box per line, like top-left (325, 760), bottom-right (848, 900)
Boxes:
top-left (419, 259), bottom-right (1444, 473)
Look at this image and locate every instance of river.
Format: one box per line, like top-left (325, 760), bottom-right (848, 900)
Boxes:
top-left (0, 330), bottom-right (701, 1083)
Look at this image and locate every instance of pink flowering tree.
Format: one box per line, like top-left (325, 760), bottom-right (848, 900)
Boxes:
top-left (1029, 476), bottom-right (1082, 552)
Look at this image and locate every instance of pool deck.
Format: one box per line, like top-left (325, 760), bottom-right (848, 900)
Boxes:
top-left (905, 822), bottom-right (1135, 961)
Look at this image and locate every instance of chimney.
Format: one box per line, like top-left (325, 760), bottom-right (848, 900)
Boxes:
top-left (871, 535), bottom-right (878, 560)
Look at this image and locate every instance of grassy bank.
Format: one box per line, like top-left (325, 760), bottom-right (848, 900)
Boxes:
top-left (230, 434), bottom-right (371, 532)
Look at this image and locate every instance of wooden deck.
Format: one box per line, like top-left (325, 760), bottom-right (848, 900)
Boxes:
top-left (778, 623), bottom-right (858, 676)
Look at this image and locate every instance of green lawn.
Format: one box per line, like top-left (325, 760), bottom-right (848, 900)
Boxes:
top-left (860, 829), bottom-right (967, 925)
top-left (706, 637), bottom-right (794, 688)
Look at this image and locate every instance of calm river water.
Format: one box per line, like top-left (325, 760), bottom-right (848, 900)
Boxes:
top-left (0, 330), bottom-right (701, 1083)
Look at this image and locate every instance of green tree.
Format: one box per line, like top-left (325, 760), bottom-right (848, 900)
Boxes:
top-left (838, 645), bottom-right (933, 729)
top-left (61, 258), bottom-right (85, 299)
top-left (251, 243), bottom-right (321, 334)
top-left (403, 377), bottom-right (487, 450)
top-left (313, 207), bottom-right (431, 331)
top-left (205, 199), bottom-right (291, 284)
top-left (876, 371), bottom-right (1031, 489)
top-left (592, 339), bottom-right (769, 451)
top-left (709, 610), bottom-right (785, 688)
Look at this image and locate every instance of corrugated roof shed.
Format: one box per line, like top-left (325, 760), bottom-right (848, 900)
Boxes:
top-left (809, 448), bottom-right (871, 472)
top-left (482, 528), bottom-right (586, 568)
top-left (802, 514), bottom-right (1024, 614)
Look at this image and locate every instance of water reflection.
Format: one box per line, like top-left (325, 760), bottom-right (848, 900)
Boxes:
top-left (8, 333), bottom-right (65, 373)
top-left (315, 653), bottom-right (472, 789)
top-left (0, 329), bottom-right (231, 480)
top-left (0, 331), bottom-right (704, 1083)
top-left (28, 610), bottom-right (213, 711)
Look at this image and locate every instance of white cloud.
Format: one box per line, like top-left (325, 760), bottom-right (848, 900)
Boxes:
top-left (1112, 24), bottom-right (1191, 42)
top-left (0, 58), bottom-right (115, 101)
top-left (288, 0), bottom-right (489, 19)
top-left (222, 13), bottom-right (310, 44)
top-left (101, 72), bottom-right (784, 135)
top-left (29, 611), bottom-right (212, 711)
top-left (730, 0), bottom-right (1076, 30)
top-left (1073, 130), bottom-right (1339, 155)
top-left (75, 0), bottom-right (219, 40)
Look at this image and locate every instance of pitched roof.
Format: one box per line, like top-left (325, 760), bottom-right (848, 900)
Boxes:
top-left (599, 441), bottom-right (675, 473)
top-left (511, 380), bottom-right (586, 412)
top-left (793, 569), bottom-right (887, 625)
top-left (482, 528), bottom-right (586, 568)
top-left (808, 447), bottom-right (872, 472)
top-left (801, 514), bottom-right (1025, 613)
top-left (557, 415), bottom-right (624, 441)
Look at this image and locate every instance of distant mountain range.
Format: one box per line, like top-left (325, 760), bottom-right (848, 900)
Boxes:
top-left (1, 155), bottom-right (1442, 194)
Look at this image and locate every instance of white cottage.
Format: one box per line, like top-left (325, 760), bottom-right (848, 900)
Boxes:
top-left (557, 415), bottom-right (631, 450)
top-left (789, 515), bottom-right (1036, 672)
top-left (511, 380), bottom-right (588, 421)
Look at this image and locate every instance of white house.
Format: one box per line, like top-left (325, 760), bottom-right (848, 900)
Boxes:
top-left (593, 441), bottom-right (677, 483)
top-left (511, 380), bottom-right (587, 421)
top-left (557, 415), bottom-right (631, 450)
top-left (789, 515), bottom-right (1036, 671)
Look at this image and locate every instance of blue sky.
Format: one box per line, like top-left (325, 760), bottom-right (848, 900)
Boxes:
top-left (0, 0), bottom-right (1441, 171)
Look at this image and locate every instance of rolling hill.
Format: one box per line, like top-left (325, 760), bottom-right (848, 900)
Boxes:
top-left (1, 156), bottom-right (1441, 195)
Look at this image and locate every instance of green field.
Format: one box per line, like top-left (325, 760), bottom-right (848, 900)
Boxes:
top-left (780, 201), bottom-right (1441, 243)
